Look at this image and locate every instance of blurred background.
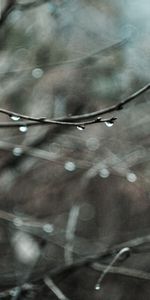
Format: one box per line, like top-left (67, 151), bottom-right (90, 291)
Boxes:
top-left (0, 0), bottom-right (150, 299)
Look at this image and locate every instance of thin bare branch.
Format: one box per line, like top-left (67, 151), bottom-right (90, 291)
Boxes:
top-left (61, 83), bottom-right (150, 121)
top-left (0, 115), bottom-right (116, 128)
top-left (94, 247), bottom-right (131, 290)
top-left (0, 83), bottom-right (149, 129)
top-left (17, 0), bottom-right (51, 11)
top-left (92, 262), bottom-right (150, 281)
top-left (44, 276), bottom-right (70, 300)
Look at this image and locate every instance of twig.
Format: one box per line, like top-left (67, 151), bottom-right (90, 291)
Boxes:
top-left (44, 276), bottom-right (70, 300)
top-left (0, 115), bottom-right (116, 129)
top-left (65, 205), bottom-right (80, 265)
top-left (0, 83), bottom-right (149, 129)
top-left (94, 247), bottom-right (131, 290)
top-left (38, 36), bottom-right (129, 67)
top-left (61, 83), bottom-right (150, 121)
top-left (92, 262), bottom-right (150, 281)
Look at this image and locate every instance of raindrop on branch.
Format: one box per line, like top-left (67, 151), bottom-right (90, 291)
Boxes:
top-left (95, 283), bottom-right (101, 291)
top-left (105, 121), bottom-right (114, 127)
top-left (19, 125), bottom-right (28, 133)
top-left (77, 125), bottom-right (85, 131)
top-left (11, 115), bottom-right (20, 121)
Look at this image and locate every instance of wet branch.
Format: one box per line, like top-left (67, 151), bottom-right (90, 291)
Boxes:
top-left (0, 83), bottom-right (149, 129)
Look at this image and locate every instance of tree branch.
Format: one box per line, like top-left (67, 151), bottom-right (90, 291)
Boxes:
top-left (92, 262), bottom-right (150, 281)
top-left (0, 83), bottom-right (149, 130)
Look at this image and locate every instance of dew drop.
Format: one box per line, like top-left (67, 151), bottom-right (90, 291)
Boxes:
top-left (11, 115), bottom-right (20, 121)
top-left (105, 121), bottom-right (114, 127)
top-left (95, 283), bottom-right (101, 290)
top-left (77, 125), bottom-right (85, 131)
top-left (19, 125), bottom-right (28, 133)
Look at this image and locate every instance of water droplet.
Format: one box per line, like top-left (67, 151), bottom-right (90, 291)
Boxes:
top-left (126, 172), bottom-right (137, 182)
top-left (99, 168), bottom-right (110, 178)
top-left (105, 121), bottom-right (114, 127)
top-left (12, 147), bottom-right (23, 156)
top-left (77, 125), bottom-right (85, 131)
top-left (95, 283), bottom-right (101, 290)
top-left (32, 68), bottom-right (44, 79)
top-left (11, 115), bottom-right (20, 121)
top-left (64, 161), bottom-right (76, 172)
top-left (19, 125), bottom-right (28, 133)
top-left (43, 223), bottom-right (54, 233)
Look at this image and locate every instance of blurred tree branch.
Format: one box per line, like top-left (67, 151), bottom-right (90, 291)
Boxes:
top-left (0, 0), bottom-right (52, 27)
top-left (0, 0), bottom-right (16, 26)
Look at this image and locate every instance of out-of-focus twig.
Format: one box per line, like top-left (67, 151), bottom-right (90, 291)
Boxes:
top-left (17, 0), bottom-right (52, 11)
top-left (65, 205), bottom-right (80, 265)
top-left (0, 0), bottom-right (51, 27)
top-left (44, 276), bottom-right (70, 300)
top-left (0, 0), bottom-right (16, 26)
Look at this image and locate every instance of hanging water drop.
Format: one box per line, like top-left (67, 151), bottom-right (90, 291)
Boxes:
top-left (95, 283), bottom-right (101, 290)
top-left (11, 115), bottom-right (20, 121)
top-left (19, 125), bottom-right (28, 133)
top-left (77, 125), bottom-right (85, 131)
top-left (105, 121), bottom-right (114, 127)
